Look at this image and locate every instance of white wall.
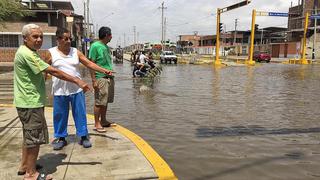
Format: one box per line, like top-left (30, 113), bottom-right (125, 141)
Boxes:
top-left (18, 35), bottom-right (54, 50)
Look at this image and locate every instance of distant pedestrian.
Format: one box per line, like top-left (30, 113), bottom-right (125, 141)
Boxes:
top-left (89, 26), bottom-right (115, 133)
top-left (45, 28), bottom-right (113, 150)
top-left (14, 24), bottom-right (90, 180)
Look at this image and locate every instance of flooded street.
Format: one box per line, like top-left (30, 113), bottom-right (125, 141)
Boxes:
top-left (78, 61), bottom-right (320, 180)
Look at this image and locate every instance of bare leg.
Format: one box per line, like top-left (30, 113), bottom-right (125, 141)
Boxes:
top-left (94, 105), bottom-right (103, 129)
top-left (100, 104), bottom-right (109, 126)
top-left (26, 145), bottom-right (39, 175)
top-left (18, 146), bottom-right (28, 172)
top-left (23, 145), bottom-right (52, 180)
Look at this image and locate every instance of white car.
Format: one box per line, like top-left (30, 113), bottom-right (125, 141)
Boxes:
top-left (160, 51), bottom-right (177, 64)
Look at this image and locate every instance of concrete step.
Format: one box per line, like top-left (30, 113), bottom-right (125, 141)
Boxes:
top-left (0, 96), bottom-right (13, 102)
top-left (0, 83), bottom-right (13, 88)
top-left (0, 99), bottom-right (13, 104)
top-left (0, 87), bottom-right (13, 92)
top-left (0, 91), bottom-right (13, 96)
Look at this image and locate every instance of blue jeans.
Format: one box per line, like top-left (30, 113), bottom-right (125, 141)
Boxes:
top-left (53, 91), bottom-right (88, 138)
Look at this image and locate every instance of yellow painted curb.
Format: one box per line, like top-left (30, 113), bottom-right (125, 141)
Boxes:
top-left (87, 114), bottom-right (178, 180)
top-left (0, 104), bottom-right (15, 107)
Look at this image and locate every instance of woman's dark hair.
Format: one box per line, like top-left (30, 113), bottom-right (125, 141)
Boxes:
top-left (99, 26), bottom-right (111, 39)
top-left (56, 28), bottom-right (70, 39)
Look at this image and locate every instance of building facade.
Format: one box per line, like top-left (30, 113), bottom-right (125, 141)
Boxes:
top-left (0, 0), bottom-right (84, 62)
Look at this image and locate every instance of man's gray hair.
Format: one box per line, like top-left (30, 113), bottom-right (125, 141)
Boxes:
top-left (22, 24), bottom-right (41, 37)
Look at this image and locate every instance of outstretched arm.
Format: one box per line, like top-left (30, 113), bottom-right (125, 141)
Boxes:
top-left (44, 66), bottom-right (92, 92)
top-left (78, 50), bottom-right (114, 76)
top-left (43, 51), bottom-right (52, 81)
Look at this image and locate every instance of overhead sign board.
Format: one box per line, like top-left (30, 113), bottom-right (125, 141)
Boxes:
top-left (256, 11), bottom-right (269, 16)
top-left (310, 15), bottom-right (320, 19)
top-left (268, 12), bottom-right (288, 17)
top-left (256, 11), bottom-right (288, 17)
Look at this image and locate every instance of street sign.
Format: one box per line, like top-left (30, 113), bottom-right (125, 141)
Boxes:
top-left (256, 11), bottom-right (269, 16)
top-left (310, 15), bottom-right (320, 19)
top-left (84, 38), bottom-right (91, 42)
top-left (268, 12), bottom-right (288, 17)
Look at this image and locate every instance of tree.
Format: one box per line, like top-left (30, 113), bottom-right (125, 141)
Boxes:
top-left (0, 0), bottom-right (32, 22)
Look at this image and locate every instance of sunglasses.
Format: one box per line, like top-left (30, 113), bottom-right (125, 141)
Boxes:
top-left (59, 37), bottom-right (73, 41)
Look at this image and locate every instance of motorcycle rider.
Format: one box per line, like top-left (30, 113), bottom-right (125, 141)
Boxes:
top-left (133, 51), bottom-right (148, 76)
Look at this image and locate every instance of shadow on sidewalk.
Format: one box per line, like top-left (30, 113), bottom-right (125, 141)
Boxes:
top-left (37, 153), bottom-right (102, 174)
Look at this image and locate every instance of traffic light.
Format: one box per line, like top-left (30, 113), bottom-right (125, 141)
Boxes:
top-left (254, 24), bottom-right (259, 31)
top-left (284, 32), bottom-right (287, 42)
top-left (219, 23), bottom-right (223, 33)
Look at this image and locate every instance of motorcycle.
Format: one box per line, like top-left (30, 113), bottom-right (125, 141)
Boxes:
top-left (133, 60), bottom-right (160, 78)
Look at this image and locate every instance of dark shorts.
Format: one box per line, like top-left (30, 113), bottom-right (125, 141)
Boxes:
top-left (16, 107), bottom-right (49, 148)
top-left (94, 77), bottom-right (115, 106)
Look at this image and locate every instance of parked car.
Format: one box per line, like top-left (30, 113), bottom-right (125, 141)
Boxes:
top-left (160, 51), bottom-right (177, 64)
top-left (253, 51), bottom-right (271, 63)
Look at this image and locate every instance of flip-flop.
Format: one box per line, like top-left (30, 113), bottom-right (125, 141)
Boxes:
top-left (18, 164), bottom-right (43, 176)
top-left (93, 127), bottom-right (107, 133)
top-left (102, 122), bottom-right (116, 127)
top-left (35, 172), bottom-right (53, 180)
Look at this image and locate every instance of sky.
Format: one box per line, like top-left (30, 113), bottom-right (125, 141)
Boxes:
top-left (69, 0), bottom-right (295, 47)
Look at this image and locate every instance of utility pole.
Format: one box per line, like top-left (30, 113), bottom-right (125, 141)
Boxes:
top-left (83, 1), bottom-right (86, 56)
top-left (133, 26), bottom-right (136, 50)
top-left (137, 32), bottom-right (139, 50)
top-left (164, 17), bottom-right (167, 50)
top-left (96, 23), bottom-right (98, 38)
top-left (234, 18), bottom-right (238, 45)
top-left (84, 0), bottom-right (90, 56)
top-left (159, 2), bottom-right (167, 51)
top-left (215, 8), bottom-right (221, 65)
top-left (313, 5), bottom-right (317, 59)
top-left (123, 33), bottom-right (126, 48)
top-left (260, 28), bottom-right (264, 44)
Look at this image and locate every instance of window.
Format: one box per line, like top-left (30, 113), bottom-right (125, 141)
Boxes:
top-left (0, 34), bottom-right (19, 47)
top-left (51, 36), bottom-right (57, 47)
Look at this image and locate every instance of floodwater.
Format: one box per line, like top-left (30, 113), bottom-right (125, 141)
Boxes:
top-left (71, 62), bottom-right (320, 179)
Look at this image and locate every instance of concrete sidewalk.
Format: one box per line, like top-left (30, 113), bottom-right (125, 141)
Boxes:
top-left (0, 106), bottom-right (176, 180)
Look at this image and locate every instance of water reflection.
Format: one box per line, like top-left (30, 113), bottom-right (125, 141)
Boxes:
top-left (196, 126), bottom-right (320, 137)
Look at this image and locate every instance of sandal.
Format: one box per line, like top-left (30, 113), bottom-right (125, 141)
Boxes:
top-left (93, 127), bottom-right (107, 133)
top-left (36, 173), bottom-right (53, 180)
top-left (23, 172), bottom-right (52, 180)
top-left (18, 164), bottom-right (43, 176)
top-left (101, 122), bottom-right (116, 127)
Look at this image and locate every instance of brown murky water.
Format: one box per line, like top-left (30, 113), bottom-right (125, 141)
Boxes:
top-left (49, 62), bottom-right (320, 180)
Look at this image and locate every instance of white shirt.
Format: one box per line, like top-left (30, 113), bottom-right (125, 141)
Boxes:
top-left (49, 47), bottom-right (82, 96)
top-left (139, 54), bottom-right (147, 64)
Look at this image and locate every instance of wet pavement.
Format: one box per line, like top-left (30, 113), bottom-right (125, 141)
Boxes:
top-left (84, 61), bottom-right (320, 180)
top-left (2, 60), bottom-right (320, 179)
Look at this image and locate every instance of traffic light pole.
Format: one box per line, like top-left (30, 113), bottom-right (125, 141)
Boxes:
top-left (214, 0), bottom-right (251, 66)
top-left (247, 9), bottom-right (256, 65)
top-left (301, 12), bottom-right (309, 64)
top-left (215, 8), bottom-right (221, 65)
top-left (312, 6), bottom-right (317, 60)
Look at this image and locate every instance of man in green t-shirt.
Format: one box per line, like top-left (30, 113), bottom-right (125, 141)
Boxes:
top-left (14, 24), bottom-right (90, 180)
top-left (89, 26), bottom-right (115, 133)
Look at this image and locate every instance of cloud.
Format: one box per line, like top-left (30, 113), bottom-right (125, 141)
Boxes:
top-left (71, 0), bottom-right (292, 47)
